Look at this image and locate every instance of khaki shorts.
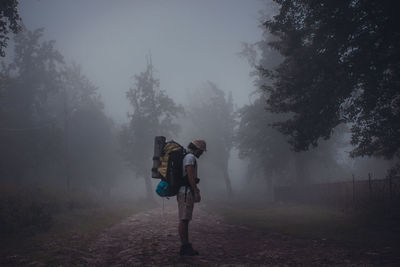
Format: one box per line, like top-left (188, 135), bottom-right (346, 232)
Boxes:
top-left (177, 190), bottom-right (194, 221)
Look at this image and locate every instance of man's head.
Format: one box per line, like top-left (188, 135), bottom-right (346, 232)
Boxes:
top-left (188, 139), bottom-right (207, 158)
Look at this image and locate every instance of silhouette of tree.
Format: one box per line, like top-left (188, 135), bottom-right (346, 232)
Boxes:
top-left (60, 64), bottom-right (117, 193)
top-left (260, 0), bottom-right (400, 175)
top-left (186, 82), bottom-right (235, 196)
top-left (120, 58), bottom-right (183, 199)
top-left (236, 94), bottom-right (294, 190)
top-left (0, 29), bottom-right (118, 192)
top-left (0, 0), bottom-right (21, 56)
top-left (0, 28), bottom-right (64, 183)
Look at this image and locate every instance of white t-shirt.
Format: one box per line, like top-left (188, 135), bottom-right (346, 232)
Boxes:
top-left (179, 153), bottom-right (197, 193)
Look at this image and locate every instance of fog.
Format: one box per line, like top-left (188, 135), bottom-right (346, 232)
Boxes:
top-left (0, 0), bottom-right (394, 203)
top-left (2, 1), bottom-right (400, 265)
top-left (19, 0), bottom-right (263, 122)
top-left (9, 0), bottom-right (266, 199)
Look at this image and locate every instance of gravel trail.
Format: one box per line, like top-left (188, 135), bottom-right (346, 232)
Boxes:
top-left (87, 203), bottom-right (394, 266)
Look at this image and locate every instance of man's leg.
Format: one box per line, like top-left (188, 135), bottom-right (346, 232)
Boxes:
top-left (177, 192), bottom-right (198, 256)
top-left (179, 219), bottom-right (189, 245)
top-left (178, 219), bottom-right (198, 256)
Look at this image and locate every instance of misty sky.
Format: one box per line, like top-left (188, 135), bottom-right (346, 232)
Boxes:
top-left (19, 0), bottom-right (266, 122)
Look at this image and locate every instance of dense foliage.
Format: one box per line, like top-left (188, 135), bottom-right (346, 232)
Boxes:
top-left (0, 0), bottom-right (21, 56)
top-left (262, 0), bottom-right (400, 174)
top-left (236, 95), bottom-right (293, 184)
top-left (0, 28), bottom-right (64, 184)
top-left (0, 28), bottom-right (118, 191)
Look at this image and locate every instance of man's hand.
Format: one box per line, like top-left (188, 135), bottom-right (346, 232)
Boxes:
top-left (194, 190), bottom-right (201, 203)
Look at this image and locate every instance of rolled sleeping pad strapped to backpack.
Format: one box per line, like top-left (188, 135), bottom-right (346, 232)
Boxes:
top-left (152, 136), bottom-right (166, 178)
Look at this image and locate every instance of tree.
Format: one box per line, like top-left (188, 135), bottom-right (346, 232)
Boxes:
top-left (59, 64), bottom-right (117, 193)
top-left (0, 0), bottom-right (21, 56)
top-left (120, 58), bottom-right (183, 199)
top-left (260, 0), bottom-right (400, 175)
top-left (235, 93), bottom-right (294, 192)
top-left (236, 93), bottom-right (350, 194)
top-left (0, 28), bottom-right (118, 194)
top-left (185, 82), bottom-right (235, 196)
top-left (0, 28), bottom-right (64, 184)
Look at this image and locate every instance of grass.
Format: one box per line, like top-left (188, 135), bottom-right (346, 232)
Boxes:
top-left (205, 200), bottom-right (400, 250)
top-left (0, 197), bottom-right (156, 266)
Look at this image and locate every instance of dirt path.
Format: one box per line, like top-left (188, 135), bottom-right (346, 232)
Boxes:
top-left (86, 203), bottom-right (394, 266)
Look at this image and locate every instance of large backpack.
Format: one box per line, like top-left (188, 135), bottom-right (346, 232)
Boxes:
top-left (152, 136), bottom-right (187, 197)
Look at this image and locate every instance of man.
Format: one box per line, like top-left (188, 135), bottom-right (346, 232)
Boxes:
top-left (177, 139), bottom-right (206, 256)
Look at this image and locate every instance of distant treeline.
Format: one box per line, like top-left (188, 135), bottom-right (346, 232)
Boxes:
top-left (0, 28), bottom-right (119, 193)
top-left (0, 28), bottom-right (237, 200)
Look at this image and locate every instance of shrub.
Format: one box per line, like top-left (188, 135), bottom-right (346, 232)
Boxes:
top-left (0, 191), bottom-right (54, 235)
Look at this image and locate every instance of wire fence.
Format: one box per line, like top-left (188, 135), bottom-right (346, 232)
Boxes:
top-left (274, 175), bottom-right (400, 208)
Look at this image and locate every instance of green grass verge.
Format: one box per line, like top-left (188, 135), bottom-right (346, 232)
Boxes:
top-left (205, 201), bottom-right (400, 249)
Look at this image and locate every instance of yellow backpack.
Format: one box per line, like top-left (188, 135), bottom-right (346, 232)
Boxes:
top-left (152, 136), bottom-right (187, 196)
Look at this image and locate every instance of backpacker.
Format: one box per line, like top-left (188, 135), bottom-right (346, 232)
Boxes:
top-left (152, 136), bottom-right (187, 197)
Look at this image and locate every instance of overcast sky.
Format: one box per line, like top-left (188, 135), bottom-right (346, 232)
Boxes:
top-left (19, 0), bottom-right (267, 122)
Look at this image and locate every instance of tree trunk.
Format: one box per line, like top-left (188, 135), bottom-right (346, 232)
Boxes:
top-left (295, 153), bottom-right (308, 184)
top-left (222, 168), bottom-right (233, 197)
top-left (246, 162), bottom-right (257, 183)
top-left (266, 169), bottom-right (274, 202)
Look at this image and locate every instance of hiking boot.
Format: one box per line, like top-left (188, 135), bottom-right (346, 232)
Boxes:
top-left (179, 243), bottom-right (199, 256)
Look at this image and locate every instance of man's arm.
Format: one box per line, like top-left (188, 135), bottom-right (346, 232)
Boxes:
top-left (186, 165), bottom-right (201, 202)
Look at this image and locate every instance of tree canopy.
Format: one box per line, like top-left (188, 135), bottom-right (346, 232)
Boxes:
top-left (236, 94), bottom-right (292, 182)
top-left (120, 58), bottom-right (183, 198)
top-left (0, 0), bottom-right (21, 56)
top-left (185, 82), bottom-right (235, 195)
top-left (262, 0), bottom-right (400, 174)
top-left (0, 28), bottom-right (64, 183)
top-left (0, 28), bottom-right (118, 192)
